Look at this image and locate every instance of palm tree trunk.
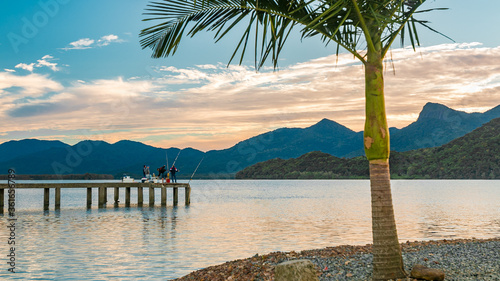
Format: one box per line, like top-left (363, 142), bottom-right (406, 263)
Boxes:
top-left (369, 160), bottom-right (406, 280)
top-left (364, 38), bottom-right (406, 280)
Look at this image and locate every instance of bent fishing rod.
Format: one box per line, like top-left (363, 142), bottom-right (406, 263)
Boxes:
top-left (171, 149), bottom-right (181, 167)
top-left (188, 156), bottom-right (204, 184)
top-left (165, 151), bottom-right (169, 170)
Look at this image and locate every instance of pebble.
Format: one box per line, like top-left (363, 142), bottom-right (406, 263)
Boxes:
top-left (175, 239), bottom-right (499, 281)
top-left (309, 240), bottom-right (500, 281)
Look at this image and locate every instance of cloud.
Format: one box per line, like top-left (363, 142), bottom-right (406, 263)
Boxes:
top-left (61, 34), bottom-right (122, 50)
top-left (15, 63), bottom-right (35, 72)
top-left (1, 43), bottom-right (499, 151)
top-left (67, 38), bottom-right (95, 50)
top-left (8, 103), bottom-right (66, 118)
top-left (0, 71), bottom-right (63, 98)
top-left (15, 55), bottom-right (60, 72)
top-left (4, 69), bottom-right (16, 73)
top-left (36, 55), bottom-right (59, 71)
top-left (97, 34), bottom-right (122, 46)
top-left (140, 43), bottom-right (500, 144)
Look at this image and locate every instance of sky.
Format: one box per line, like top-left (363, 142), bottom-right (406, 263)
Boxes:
top-left (1, 0), bottom-right (500, 151)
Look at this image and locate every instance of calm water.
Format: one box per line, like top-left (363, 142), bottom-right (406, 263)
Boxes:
top-left (0, 180), bottom-right (498, 280)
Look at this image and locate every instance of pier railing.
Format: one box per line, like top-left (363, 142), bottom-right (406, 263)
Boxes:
top-left (0, 182), bottom-right (191, 212)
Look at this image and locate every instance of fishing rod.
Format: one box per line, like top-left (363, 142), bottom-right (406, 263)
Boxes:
top-left (165, 151), bottom-right (169, 170)
top-left (188, 156), bottom-right (204, 184)
top-left (171, 149), bottom-right (181, 167)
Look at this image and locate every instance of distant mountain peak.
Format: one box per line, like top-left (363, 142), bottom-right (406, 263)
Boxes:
top-left (417, 102), bottom-right (456, 121)
top-left (308, 118), bottom-right (354, 133)
top-left (311, 118), bottom-right (334, 127)
top-left (318, 117), bottom-right (332, 123)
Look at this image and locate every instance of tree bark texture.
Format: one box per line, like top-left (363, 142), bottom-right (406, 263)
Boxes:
top-left (370, 161), bottom-right (406, 280)
top-left (364, 46), bottom-right (389, 161)
top-left (364, 32), bottom-right (406, 280)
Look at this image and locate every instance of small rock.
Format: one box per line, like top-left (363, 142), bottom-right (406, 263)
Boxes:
top-left (275, 259), bottom-right (319, 281)
top-left (410, 264), bottom-right (445, 281)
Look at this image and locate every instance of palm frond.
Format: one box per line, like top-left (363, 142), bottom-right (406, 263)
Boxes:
top-left (141, 0), bottom-right (313, 69)
top-left (140, 0), bottom-right (451, 68)
top-left (381, 1), bottom-right (452, 57)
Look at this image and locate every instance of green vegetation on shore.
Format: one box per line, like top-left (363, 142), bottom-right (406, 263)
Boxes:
top-left (236, 118), bottom-right (500, 179)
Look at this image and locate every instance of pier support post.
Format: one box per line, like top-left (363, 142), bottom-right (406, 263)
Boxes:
top-left (104, 187), bottom-right (108, 203)
top-left (87, 188), bottom-right (92, 208)
top-left (114, 187), bottom-right (119, 206)
top-left (55, 187), bottom-right (61, 210)
top-left (44, 188), bottom-right (50, 210)
top-left (149, 186), bottom-right (155, 207)
top-left (185, 185), bottom-right (191, 205)
top-left (98, 187), bottom-right (102, 207)
top-left (161, 186), bottom-right (167, 206)
top-left (173, 187), bottom-right (178, 206)
top-left (138, 187), bottom-right (143, 207)
top-left (98, 187), bottom-right (106, 208)
top-left (125, 187), bottom-right (131, 207)
top-left (0, 189), bottom-right (4, 214)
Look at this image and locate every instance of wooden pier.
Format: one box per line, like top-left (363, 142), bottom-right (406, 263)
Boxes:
top-left (0, 182), bottom-right (191, 213)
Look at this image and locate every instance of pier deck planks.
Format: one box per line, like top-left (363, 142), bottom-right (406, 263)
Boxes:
top-left (0, 182), bottom-right (189, 189)
top-left (0, 182), bottom-right (191, 212)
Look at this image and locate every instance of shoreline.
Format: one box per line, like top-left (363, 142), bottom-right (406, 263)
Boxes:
top-left (173, 237), bottom-right (500, 280)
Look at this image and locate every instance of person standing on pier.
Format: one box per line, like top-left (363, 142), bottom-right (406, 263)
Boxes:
top-left (170, 165), bottom-right (179, 183)
top-left (157, 165), bottom-right (167, 183)
top-left (145, 165), bottom-right (151, 180)
top-left (143, 165), bottom-right (150, 177)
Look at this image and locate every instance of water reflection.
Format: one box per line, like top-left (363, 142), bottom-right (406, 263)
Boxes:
top-left (0, 180), bottom-right (498, 280)
top-left (391, 180), bottom-right (500, 241)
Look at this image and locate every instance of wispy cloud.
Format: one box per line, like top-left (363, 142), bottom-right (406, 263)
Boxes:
top-left (64, 38), bottom-right (95, 50)
top-left (97, 34), bottom-right (121, 46)
top-left (15, 55), bottom-right (60, 72)
top-left (0, 71), bottom-right (63, 98)
top-left (14, 63), bottom-right (35, 72)
top-left (36, 55), bottom-right (59, 71)
top-left (61, 34), bottom-right (123, 50)
top-left (1, 43), bottom-right (499, 150)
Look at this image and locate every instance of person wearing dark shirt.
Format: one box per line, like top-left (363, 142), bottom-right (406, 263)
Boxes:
top-left (170, 165), bottom-right (179, 183)
top-left (157, 165), bottom-right (166, 182)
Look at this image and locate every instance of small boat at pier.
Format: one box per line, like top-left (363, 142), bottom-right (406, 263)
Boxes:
top-left (122, 175), bottom-right (134, 183)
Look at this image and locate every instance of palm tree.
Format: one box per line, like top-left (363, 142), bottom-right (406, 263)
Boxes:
top-left (140, 0), bottom-right (448, 279)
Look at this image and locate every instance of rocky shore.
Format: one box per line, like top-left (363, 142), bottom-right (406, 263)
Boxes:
top-left (173, 238), bottom-right (499, 281)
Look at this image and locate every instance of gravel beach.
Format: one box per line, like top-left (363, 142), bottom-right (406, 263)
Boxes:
top-left (173, 238), bottom-right (499, 281)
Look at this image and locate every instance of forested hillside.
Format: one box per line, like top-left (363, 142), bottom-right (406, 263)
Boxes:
top-left (236, 118), bottom-right (500, 179)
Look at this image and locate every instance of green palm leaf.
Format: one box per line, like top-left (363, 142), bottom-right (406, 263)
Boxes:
top-left (140, 0), bottom-right (448, 68)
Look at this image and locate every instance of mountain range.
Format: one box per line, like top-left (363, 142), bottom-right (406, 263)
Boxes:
top-left (236, 116), bottom-right (500, 179)
top-left (0, 102), bottom-right (499, 178)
